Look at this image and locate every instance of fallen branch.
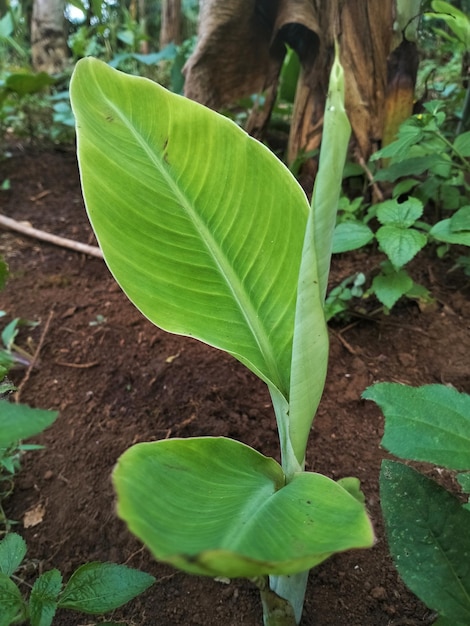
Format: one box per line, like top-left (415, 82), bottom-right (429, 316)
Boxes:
top-left (15, 309), bottom-right (54, 404)
top-left (0, 214), bottom-right (103, 259)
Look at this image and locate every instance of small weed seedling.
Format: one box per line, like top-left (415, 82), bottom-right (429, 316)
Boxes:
top-left (0, 398), bottom-right (58, 533)
top-left (70, 54), bottom-right (374, 625)
top-left (0, 532), bottom-right (154, 625)
top-left (330, 100), bottom-right (470, 314)
top-left (364, 383), bottom-right (470, 625)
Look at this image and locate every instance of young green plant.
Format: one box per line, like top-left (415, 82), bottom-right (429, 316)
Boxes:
top-left (70, 54), bottom-right (374, 625)
top-left (0, 532), bottom-right (154, 626)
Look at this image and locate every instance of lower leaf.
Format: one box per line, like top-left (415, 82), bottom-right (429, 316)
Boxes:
top-left (380, 460), bottom-right (470, 624)
top-left (113, 437), bottom-right (374, 578)
top-left (58, 562), bottom-right (155, 614)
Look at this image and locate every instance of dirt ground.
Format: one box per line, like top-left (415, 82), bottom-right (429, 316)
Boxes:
top-left (0, 147), bottom-right (469, 626)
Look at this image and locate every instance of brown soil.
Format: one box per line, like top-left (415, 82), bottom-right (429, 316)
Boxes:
top-left (0, 148), bottom-right (469, 626)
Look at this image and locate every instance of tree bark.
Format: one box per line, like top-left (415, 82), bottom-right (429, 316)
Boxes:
top-left (183, 0), bottom-right (421, 174)
top-left (160, 0), bottom-right (182, 47)
top-left (31, 0), bottom-right (68, 73)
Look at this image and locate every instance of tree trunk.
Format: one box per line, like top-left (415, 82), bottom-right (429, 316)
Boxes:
top-left (160, 0), bottom-right (182, 47)
top-left (183, 0), bottom-right (421, 179)
top-left (31, 0), bottom-right (68, 73)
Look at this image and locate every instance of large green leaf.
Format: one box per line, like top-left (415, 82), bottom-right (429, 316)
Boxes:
top-left (113, 437), bottom-right (374, 578)
top-left (70, 57), bottom-right (310, 399)
top-left (381, 460), bottom-right (470, 625)
top-left (0, 401), bottom-right (58, 447)
top-left (363, 383), bottom-right (470, 469)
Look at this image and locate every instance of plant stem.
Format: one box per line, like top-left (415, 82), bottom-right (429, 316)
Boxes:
top-left (255, 573), bottom-right (308, 626)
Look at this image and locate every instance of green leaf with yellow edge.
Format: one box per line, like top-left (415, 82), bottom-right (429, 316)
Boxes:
top-left (113, 437), bottom-right (374, 578)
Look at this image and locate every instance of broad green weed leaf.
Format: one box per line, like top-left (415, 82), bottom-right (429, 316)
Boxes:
top-left (430, 219), bottom-right (470, 246)
top-left (0, 571), bottom-right (25, 626)
top-left (371, 265), bottom-right (413, 309)
top-left (332, 222), bottom-right (374, 253)
top-left (70, 57), bottom-right (310, 401)
top-left (0, 533), bottom-right (26, 577)
top-left (381, 461), bottom-right (470, 624)
top-left (58, 562), bottom-right (155, 613)
top-left (0, 401), bottom-right (58, 447)
top-left (450, 206), bottom-right (470, 231)
top-left (113, 437), bottom-right (374, 578)
top-left (374, 155), bottom-right (448, 182)
top-left (371, 123), bottom-right (423, 161)
top-left (376, 198), bottom-right (423, 228)
top-left (30, 569), bottom-right (62, 626)
top-left (364, 383), bottom-right (470, 469)
top-left (376, 225), bottom-right (427, 269)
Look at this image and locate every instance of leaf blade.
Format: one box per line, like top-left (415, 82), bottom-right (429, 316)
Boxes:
top-left (113, 437), bottom-right (374, 578)
top-left (70, 57), bottom-right (310, 399)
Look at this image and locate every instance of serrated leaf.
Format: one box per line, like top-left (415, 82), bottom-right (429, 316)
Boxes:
top-left (371, 266), bottom-right (413, 309)
top-left (58, 562), bottom-right (154, 613)
top-left (380, 460), bottom-right (470, 624)
top-left (430, 219), bottom-right (470, 246)
top-left (376, 225), bottom-right (427, 268)
top-left (113, 437), bottom-right (374, 578)
top-left (0, 571), bottom-right (25, 626)
top-left (363, 383), bottom-right (470, 469)
top-left (332, 222), bottom-right (374, 253)
top-left (30, 569), bottom-right (62, 626)
top-left (376, 198), bottom-right (423, 227)
top-left (0, 401), bottom-right (59, 447)
top-left (0, 533), bottom-right (27, 576)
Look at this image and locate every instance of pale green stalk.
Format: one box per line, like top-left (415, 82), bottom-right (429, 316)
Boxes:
top-left (266, 48), bottom-right (351, 625)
